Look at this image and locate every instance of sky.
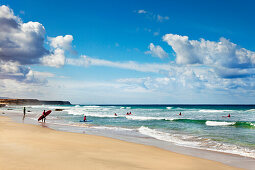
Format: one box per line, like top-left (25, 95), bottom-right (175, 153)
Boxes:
top-left (0, 0), bottom-right (255, 104)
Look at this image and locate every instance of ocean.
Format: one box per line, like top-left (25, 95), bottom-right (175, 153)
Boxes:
top-left (4, 104), bottom-right (255, 159)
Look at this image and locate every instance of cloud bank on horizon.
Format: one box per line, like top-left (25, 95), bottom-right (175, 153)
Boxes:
top-left (0, 4), bottom-right (255, 103)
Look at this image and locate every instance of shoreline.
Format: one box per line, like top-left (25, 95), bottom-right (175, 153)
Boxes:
top-left (0, 115), bottom-right (242, 170)
top-left (2, 110), bottom-right (255, 169)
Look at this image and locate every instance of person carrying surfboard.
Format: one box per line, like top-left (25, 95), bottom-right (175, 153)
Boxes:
top-left (43, 110), bottom-right (46, 122)
top-left (83, 115), bottom-right (87, 122)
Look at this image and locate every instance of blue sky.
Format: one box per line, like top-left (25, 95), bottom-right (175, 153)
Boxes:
top-left (0, 0), bottom-right (255, 104)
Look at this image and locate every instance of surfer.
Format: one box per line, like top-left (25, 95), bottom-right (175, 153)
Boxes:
top-left (179, 112), bottom-right (181, 116)
top-left (83, 115), bottom-right (87, 122)
top-left (43, 110), bottom-right (46, 122)
top-left (222, 114), bottom-right (231, 118)
top-left (114, 113), bottom-right (117, 116)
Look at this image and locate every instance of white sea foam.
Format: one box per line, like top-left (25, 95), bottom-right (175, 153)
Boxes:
top-left (198, 109), bottom-right (231, 113)
top-left (85, 113), bottom-right (118, 118)
top-left (90, 126), bottom-right (133, 131)
top-left (166, 107), bottom-right (172, 110)
top-left (66, 109), bottom-right (118, 117)
top-left (82, 106), bottom-right (101, 110)
top-left (205, 121), bottom-right (235, 126)
top-left (83, 106), bottom-right (100, 108)
top-left (126, 116), bottom-right (174, 121)
top-left (138, 126), bottom-right (255, 158)
top-left (138, 126), bottom-right (200, 147)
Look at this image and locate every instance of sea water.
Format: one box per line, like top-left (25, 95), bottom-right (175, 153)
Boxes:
top-left (4, 104), bottom-right (255, 158)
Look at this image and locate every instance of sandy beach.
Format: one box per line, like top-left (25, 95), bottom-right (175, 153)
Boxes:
top-left (0, 116), bottom-right (241, 170)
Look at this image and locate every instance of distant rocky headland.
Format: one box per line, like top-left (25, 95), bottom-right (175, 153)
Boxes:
top-left (0, 99), bottom-right (71, 107)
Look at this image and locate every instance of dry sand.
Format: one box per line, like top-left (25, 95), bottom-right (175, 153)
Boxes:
top-left (0, 116), bottom-right (241, 170)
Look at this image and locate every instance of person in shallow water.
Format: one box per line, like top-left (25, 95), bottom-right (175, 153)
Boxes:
top-left (114, 113), bottom-right (117, 116)
top-left (222, 114), bottom-right (231, 118)
top-left (83, 115), bottom-right (87, 122)
top-left (23, 107), bottom-right (26, 116)
top-left (179, 112), bottom-right (182, 116)
top-left (41, 110), bottom-right (46, 122)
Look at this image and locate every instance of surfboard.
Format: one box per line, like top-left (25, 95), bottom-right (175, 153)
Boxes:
top-left (38, 110), bottom-right (52, 121)
top-left (79, 120), bottom-right (93, 122)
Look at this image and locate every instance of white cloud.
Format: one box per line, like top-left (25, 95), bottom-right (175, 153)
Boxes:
top-left (135, 9), bottom-right (169, 22)
top-left (40, 47), bottom-right (65, 68)
top-left (137, 9), bottom-right (147, 14)
top-left (146, 43), bottom-right (168, 59)
top-left (0, 5), bottom-right (17, 19)
top-left (66, 53), bottom-right (255, 100)
top-left (156, 15), bottom-right (169, 22)
top-left (48, 35), bottom-right (73, 51)
top-left (153, 32), bottom-right (160, 36)
top-left (0, 5), bottom-right (75, 70)
top-left (67, 55), bottom-right (173, 73)
top-left (25, 70), bottom-right (55, 84)
top-left (0, 78), bottom-right (58, 100)
top-left (40, 35), bottom-right (74, 67)
top-left (0, 4), bottom-right (75, 88)
top-left (163, 33), bottom-right (255, 78)
top-left (0, 5), bottom-right (47, 65)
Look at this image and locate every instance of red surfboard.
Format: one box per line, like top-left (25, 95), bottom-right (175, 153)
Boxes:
top-left (38, 110), bottom-right (52, 121)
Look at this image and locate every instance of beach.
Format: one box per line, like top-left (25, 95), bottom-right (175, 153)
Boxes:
top-left (0, 115), bottom-right (241, 170)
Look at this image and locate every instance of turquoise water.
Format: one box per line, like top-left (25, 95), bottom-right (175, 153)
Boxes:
top-left (5, 104), bottom-right (255, 158)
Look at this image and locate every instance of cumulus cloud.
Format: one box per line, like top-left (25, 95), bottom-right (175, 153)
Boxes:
top-left (146, 43), bottom-right (168, 59)
top-left (40, 48), bottom-right (65, 68)
top-left (163, 34), bottom-right (255, 78)
top-left (48, 35), bottom-right (74, 51)
top-left (40, 35), bottom-right (74, 67)
top-left (0, 5), bottom-right (48, 65)
top-left (0, 5), bottom-right (74, 85)
top-left (0, 5), bottom-right (74, 67)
